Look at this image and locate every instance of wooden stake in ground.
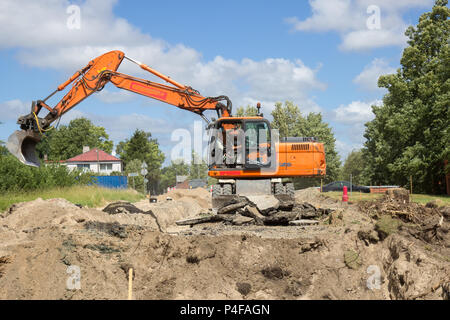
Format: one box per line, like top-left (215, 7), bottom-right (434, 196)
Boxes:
top-left (128, 268), bottom-right (133, 300)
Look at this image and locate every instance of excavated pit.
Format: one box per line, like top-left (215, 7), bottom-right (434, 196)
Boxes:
top-left (0, 188), bottom-right (448, 300)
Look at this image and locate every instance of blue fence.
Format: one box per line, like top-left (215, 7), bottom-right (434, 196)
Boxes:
top-left (92, 176), bottom-right (128, 189)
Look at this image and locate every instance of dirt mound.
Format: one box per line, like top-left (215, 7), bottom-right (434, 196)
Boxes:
top-left (0, 190), bottom-right (449, 300)
top-left (0, 198), bottom-right (160, 246)
top-left (295, 188), bottom-right (340, 208)
top-left (359, 191), bottom-right (442, 225)
top-left (131, 197), bottom-right (205, 232)
top-left (158, 188), bottom-right (211, 209)
top-left (359, 189), bottom-right (449, 246)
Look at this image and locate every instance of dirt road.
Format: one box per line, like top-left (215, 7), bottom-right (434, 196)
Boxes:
top-left (0, 188), bottom-right (448, 300)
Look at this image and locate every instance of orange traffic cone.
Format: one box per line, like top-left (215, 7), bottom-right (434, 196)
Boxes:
top-left (342, 186), bottom-right (348, 202)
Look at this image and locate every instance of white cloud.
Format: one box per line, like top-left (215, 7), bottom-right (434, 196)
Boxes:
top-left (334, 100), bottom-right (381, 124)
top-left (95, 89), bottom-right (135, 104)
top-left (58, 110), bottom-right (174, 143)
top-left (0, 100), bottom-right (30, 120)
top-left (331, 99), bottom-right (383, 158)
top-left (286, 0), bottom-right (360, 33)
top-left (340, 29), bottom-right (406, 51)
top-left (335, 139), bottom-right (363, 160)
top-left (353, 58), bottom-right (396, 91)
top-left (287, 0), bottom-right (432, 51)
top-left (0, 0), bottom-right (325, 114)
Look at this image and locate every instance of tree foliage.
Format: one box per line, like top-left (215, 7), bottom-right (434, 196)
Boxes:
top-left (363, 0), bottom-right (449, 193)
top-left (340, 149), bottom-right (369, 185)
top-left (158, 160), bottom-right (191, 193)
top-left (36, 118), bottom-right (113, 160)
top-left (124, 159), bottom-right (145, 193)
top-left (236, 105), bottom-right (258, 117)
top-left (0, 153), bottom-right (93, 192)
top-left (157, 151), bottom-right (209, 193)
top-left (189, 151), bottom-right (209, 180)
top-left (271, 101), bottom-right (341, 185)
top-left (116, 129), bottom-right (165, 194)
top-left (0, 122), bottom-right (7, 156)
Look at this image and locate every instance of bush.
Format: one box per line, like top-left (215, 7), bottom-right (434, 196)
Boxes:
top-left (0, 155), bottom-right (94, 192)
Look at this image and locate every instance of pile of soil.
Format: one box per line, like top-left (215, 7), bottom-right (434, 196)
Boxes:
top-left (157, 188), bottom-right (211, 210)
top-left (0, 188), bottom-right (448, 300)
top-left (295, 187), bottom-right (342, 208)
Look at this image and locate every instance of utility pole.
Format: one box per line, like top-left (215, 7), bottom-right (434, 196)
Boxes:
top-left (141, 161), bottom-right (148, 196)
top-left (350, 174), bottom-right (352, 196)
top-left (96, 149), bottom-right (99, 173)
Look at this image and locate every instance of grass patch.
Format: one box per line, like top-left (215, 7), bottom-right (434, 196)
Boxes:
top-left (407, 194), bottom-right (450, 205)
top-left (323, 191), bottom-right (450, 205)
top-left (0, 186), bottom-right (145, 211)
top-left (375, 215), bottom-right (401, 239)
top-left (344, 249), bottom-right (362, 269)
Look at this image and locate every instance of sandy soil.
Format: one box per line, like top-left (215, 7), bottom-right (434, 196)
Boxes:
top-left (0, 188), bottom-right (448, 300)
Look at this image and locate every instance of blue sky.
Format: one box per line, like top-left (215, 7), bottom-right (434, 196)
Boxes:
top-left (0, 0), bottom-right (437, 165)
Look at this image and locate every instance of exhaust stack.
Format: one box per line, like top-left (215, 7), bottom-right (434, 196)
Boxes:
top-left (6, 130), bottom-right (41, 167)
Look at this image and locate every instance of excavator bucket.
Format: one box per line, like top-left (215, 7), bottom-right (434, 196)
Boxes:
top-left (6, 130), bottom-right (42, 167)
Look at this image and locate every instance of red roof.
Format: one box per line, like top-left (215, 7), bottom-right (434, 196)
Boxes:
top-left (66, 148), bottom-right (121, 162)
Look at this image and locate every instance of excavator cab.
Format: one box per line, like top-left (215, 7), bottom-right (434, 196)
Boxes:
top-left (208, 117), bottom-right (273, 170)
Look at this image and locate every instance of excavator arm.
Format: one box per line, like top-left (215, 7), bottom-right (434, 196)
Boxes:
top-left (8, 50), bottom-right (232, 167)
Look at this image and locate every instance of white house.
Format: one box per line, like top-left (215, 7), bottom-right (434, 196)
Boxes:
top-left (64, 146), bottom-right (122, 175)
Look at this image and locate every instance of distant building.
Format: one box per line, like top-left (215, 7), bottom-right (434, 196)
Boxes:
top-left (175, 175), bottom-right (189, 189)
top-left (189, 179), bottom-right (207, 189)
top-left (173, 176), bottom-right (207, 189)
top-left (64, 146), bottom-right (122, 175)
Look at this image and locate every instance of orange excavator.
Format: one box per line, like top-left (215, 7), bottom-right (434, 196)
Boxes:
top-left (7, 50), bottom-right (326, 197)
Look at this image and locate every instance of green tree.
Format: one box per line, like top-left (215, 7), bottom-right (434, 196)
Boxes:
top-left (189, 150), bottom-right (208, 180)
top-left (157, 151), bottom-right (209, 194)
top-left (271, 101), bottom-right (302, 138)
top-left (236, 105), bottom-right (258, 117)
top-left (116, 129), bottom-right (165, 194)
top-left (0, 122), bottom-right (8, 156)
top-left (271, 101), bottom-right (341, 185)
top-left (340, 149), bottom-right (369, 185)
top-left (124, 159), bottom-right (145, 192)
top-left (363, 0), bottom-right (449, 194)
top-left (158, 159), bottom-right (190, 193)
top-left (36, 118), bottom-right (113, 160)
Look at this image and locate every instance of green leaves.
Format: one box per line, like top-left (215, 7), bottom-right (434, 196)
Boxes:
top-left (363, 0), bottom-right (449, 193)
top-left (116, 129), bottom-right (165, 194)
top-left (0, 154), bottom-right (93, 192)
top-left (36, 118), bottom-right (113, 161)
top-left (340, 149), bottom-right (368, 185)
top-left (236, 105), bottom-right (258, 117)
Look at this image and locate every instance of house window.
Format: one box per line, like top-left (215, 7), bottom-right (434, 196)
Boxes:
top-left (77, 164), bottom-right (90, 171)
top-left (100, 163), bottom-right (113, 171)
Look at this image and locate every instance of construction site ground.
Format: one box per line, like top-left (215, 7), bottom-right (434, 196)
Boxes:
top-left (0, 187), bottom-right (448, 300)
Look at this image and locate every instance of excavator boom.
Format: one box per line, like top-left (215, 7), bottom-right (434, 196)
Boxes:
top-left (8, 50), bottom-right (231, 166)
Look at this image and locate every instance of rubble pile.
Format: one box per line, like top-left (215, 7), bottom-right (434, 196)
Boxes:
top-left (177, 194), bottom-right (333, 227)
top-left (359, 188), bottom-right (444, 225)
top-left (359, 188), bottom-right (449, 245)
